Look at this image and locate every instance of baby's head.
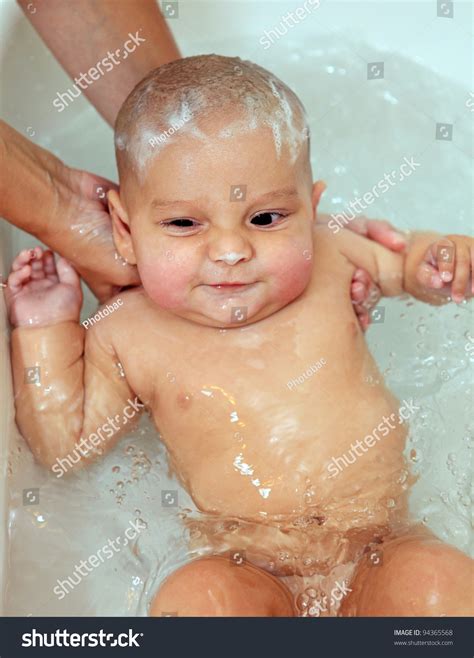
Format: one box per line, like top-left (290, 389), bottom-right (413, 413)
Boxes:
top-left (109, 54), bottom-right (325, 327)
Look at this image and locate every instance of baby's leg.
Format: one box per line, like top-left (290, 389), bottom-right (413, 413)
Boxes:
top-left (149, 556), bottom-right (295, 617)
top-left (339, 526), bottom-right (473, 616)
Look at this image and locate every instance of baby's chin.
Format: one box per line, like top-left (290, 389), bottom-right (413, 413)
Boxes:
top-left (142, 282), bottom-right (274, 327)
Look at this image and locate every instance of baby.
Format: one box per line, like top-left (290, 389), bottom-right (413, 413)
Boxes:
top-left (5, 55), bottom-right (473, 617)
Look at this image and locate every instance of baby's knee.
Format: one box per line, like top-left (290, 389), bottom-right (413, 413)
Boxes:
top-left (149, 555), bottom-right (296, 617)
top-left (342, 536), bottom-right (473, 616)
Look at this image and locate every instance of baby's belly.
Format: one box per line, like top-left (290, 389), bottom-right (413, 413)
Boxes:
top-left (175, 396), bottom-right (411, 532)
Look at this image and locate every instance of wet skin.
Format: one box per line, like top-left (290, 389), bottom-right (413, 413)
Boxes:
top-left (8, 123), bottom-right (473, 609)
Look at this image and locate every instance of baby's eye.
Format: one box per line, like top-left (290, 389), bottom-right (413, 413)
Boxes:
top-left (160, 218), bottom-right (198, 231)
top-left (250, 211), bottom-right (288, 227)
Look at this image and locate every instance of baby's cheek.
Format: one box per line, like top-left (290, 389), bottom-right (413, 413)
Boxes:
top-left (270, 251), bottom-right (313, 303)
top-left (137, 258), bottom-right (193, 309)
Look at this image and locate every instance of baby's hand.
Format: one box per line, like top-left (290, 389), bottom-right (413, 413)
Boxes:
top-left (415, 236), bottom-right (473, 303)
top-left (5, 247), bottom-right (83, 327)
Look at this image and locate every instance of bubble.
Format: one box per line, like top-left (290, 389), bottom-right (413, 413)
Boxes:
top-left (132, 453), bottom-right (152, 478)
top-left (296, 592), bottom-right (310, 611)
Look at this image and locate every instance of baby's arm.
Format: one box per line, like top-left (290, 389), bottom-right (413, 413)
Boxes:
top-left (333, 228), bottom-right (473, 304)
top-left (5, 247), bottom-right (139, 472)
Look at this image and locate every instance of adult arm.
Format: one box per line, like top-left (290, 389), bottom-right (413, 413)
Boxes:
top-left (17, 0), bottom-right (181, 126)
top-left (0, 120), bottom-right (139, 301)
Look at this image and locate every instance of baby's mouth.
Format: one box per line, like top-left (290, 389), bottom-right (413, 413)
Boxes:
top-left (203, 282), bottom-right (257, 294)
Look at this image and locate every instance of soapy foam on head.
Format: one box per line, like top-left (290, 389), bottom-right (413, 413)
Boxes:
top-left (115, 55), bottom-right (311, 180)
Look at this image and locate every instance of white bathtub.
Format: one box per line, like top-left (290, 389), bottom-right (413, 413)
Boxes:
top-left (0, 0), bottom-right (472, 615)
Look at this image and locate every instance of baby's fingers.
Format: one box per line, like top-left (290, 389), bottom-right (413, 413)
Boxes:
top-left (11, 246), bottom-right (42, 272)
top-left (433, 239), bottom-right (456, 283)
top-left (451, 242), bottom-right (471, 303)
top-left (56, 257), bottom-right (81, 288)
top-left (7, 264), bottom-right (32, 294)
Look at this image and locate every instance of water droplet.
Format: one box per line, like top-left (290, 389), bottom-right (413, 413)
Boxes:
top-left (296, 592), bottom-right (310, 610)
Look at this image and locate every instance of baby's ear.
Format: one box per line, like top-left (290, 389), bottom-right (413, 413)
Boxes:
top-left (311, 180), bottom-right (327, 219)
top-left (107, 190), bottom-right (137, 265)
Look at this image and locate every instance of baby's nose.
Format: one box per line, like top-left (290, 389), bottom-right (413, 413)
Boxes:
top-left (209, 230), bottom-right (253, 264)
top-left (216, 251), bottom-right (247, 265)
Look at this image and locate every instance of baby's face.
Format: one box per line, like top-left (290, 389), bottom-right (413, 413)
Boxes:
top-left (114, 122), bottom-right (322, 327)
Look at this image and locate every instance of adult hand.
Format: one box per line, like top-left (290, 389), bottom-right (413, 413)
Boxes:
top-left (0, 120), bottom-right (138, 303)
top-left (61, 167), bottom-right (140, 302)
